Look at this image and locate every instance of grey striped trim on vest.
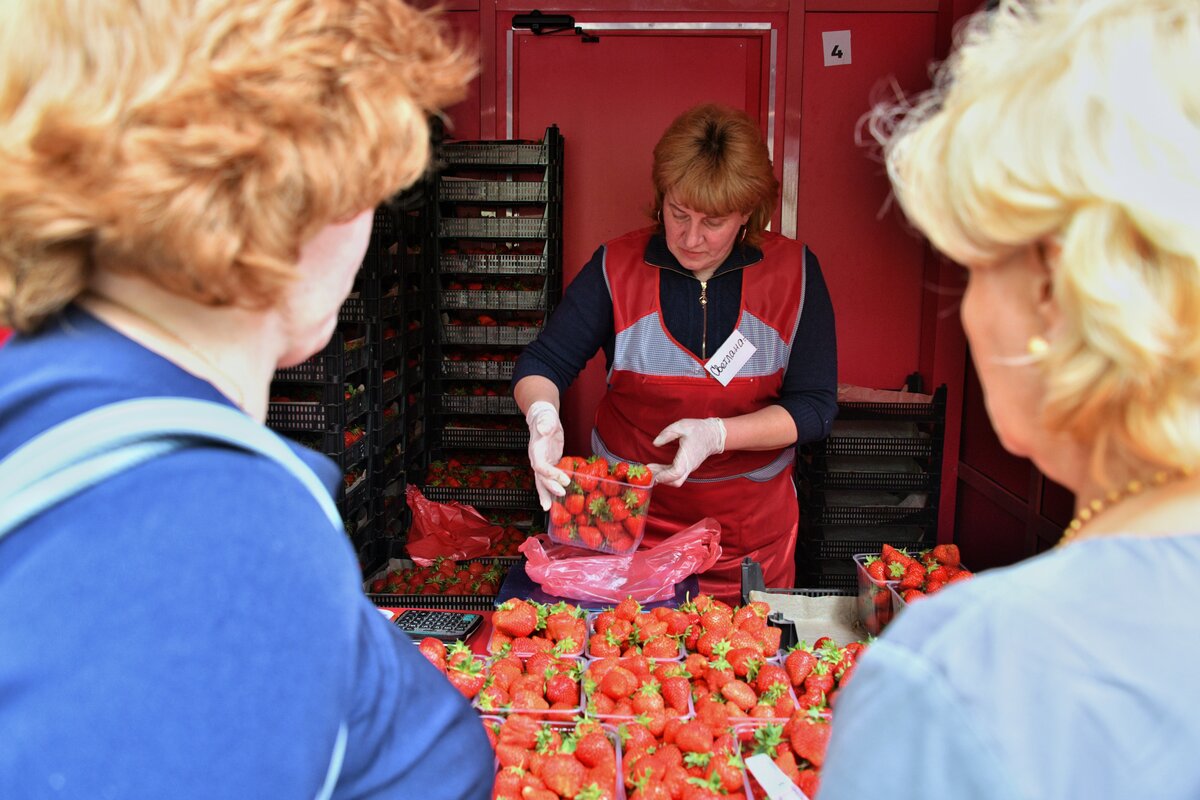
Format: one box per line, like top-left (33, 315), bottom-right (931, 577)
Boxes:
top-left (591, 429), bottom-right (795, 484)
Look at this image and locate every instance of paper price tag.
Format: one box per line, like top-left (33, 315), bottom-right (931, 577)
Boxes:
top-left (744, 754), bottom-right (811, 800)
top-left (704, 328), bottom-right (756, 387)
top-left (822, 30), bottom-right (852, 67)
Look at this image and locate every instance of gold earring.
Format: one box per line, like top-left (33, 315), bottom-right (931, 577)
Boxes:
top-left (737, 226), bottom-right (747, 244)
top-left (1026, 335), bottom-right (1049, 357)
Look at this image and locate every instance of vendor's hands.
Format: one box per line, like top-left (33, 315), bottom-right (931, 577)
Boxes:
top-left (646, 417), bottom-right (727, 488)
top-left (525, 400), bottom-right (570, 510)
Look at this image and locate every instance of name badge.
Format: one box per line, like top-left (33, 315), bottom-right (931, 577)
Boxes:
top-left (704, 328), bottom-right (756, 386)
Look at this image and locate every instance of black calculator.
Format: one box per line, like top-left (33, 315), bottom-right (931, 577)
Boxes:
top-left (392, 610), bottom-right (483, 643)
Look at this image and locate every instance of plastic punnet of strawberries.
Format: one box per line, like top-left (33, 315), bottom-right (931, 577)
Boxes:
top-left (490, 598), bottom-right (587, 658)
top-left (546, 456), bottom-right (653, 554)
top-left (485, 715), bottom-right (621, 800)
top-left (866, 542), bottom-right (974, 603)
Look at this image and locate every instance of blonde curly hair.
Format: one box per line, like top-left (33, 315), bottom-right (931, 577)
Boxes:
top-left (870, 0), bottom-right (1200, 481)
top-left (0, 0), bottom-right (472, 332)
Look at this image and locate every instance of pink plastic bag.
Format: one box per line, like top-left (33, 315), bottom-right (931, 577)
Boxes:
top-left (518, 518), bottom-right (722, 603)
top-left (404, 485), bottom-right (501, 564)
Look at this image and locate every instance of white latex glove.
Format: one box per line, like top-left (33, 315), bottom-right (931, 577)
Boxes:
top-left (525, 400), bottom-right (569, 510)
top-left (646, 417), bottom-right (727, 488)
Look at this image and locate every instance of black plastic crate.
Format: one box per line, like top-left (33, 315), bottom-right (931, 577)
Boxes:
top-left (439, 216), bottom-right (548, 240)
top-left (440, 322), bottom-right (542, 346)
top-left (440, 140), bottom-right (552, 167)
top-left (273, 333), bottom-right (369, 383)
top-left (804, 504), bottom-right (936, 527)
top-left (803, 537), bottom-right (934, 562)
top-left (438, 251), bottom-right (550, 276)
top-left (438, 359), bottom-right (517, 381)
top-left (422, 486), bottom-right (539, 510)
top-left (339, 467), bottom-right (372, 516)
top-left (438, 427), bottom-right (529, 450)
top-left (437, 395), bottom-right (520, 416)
top-left (836, 385), bottom-right (947, 423)
top-left (267, 384), bottom-right (370, 432)
top-left (366, 593), bottom-right (497, 611)
top-left (438, 177), bottom-right (550, 203)
top-left (817, 435), bottom-right (937, 459)
top-left (286, 429), bottom-right (370, 472)
top-left (439, 287), bottom-right (547, 311)
top-left (805, 469), bottom-right (935, 492)
top-left (801, 572), bottom-right (858, 593)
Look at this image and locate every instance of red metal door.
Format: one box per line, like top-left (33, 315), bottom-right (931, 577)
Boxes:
top-left (504, 15), bottom-right (786, 455)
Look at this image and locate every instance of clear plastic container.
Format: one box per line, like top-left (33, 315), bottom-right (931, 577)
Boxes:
top-left (853, 553), bottom-right (897, 636)
top-left (546, 463), bottom-right (653, 554)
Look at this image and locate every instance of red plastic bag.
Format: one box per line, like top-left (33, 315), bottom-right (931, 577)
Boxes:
top-left (518, 518), bottom-right (722, 604)
top-left (404, 485), bottom-right (501, 564)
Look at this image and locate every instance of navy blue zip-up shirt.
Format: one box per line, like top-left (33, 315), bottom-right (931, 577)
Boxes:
top-left (514, 231), bottom-right (838, 444)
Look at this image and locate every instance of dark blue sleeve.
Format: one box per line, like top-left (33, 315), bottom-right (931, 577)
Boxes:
top-left (777, 248), bottom-right (838, 444)
top-left (512, 246), bottom-right (613, 394)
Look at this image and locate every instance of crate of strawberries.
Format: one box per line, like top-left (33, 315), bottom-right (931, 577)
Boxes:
top-left (545, 456), bottom-right (653, 555)
top-left (856, 543), bottom-right (974, 633)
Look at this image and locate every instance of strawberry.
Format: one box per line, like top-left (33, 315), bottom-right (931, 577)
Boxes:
top-left (417, 637), bottom-right (447, 672)
top-left (546, 671), bottom-right (581, 706)
top-left (755, 663), bottom-right (790, 695)
top-left (597, 520), bottom-right (625, 544)
top-left (549, 501), bottom-right (572, 527)
top-left (642, 636), bottom-right (681, 660)
top-left (788, 707), bottom-right (832, 767)
top-left (803, 662), bottom-right (835, 698)
top-left (720, 679), bottom-right (758, 711)
top-left (575, 729), bottom-right (616, 768)
top-left (777, 642), bottom-right (816, 690)
top-left (899, 562), bottom-right (926, 591)
top-left (606, 496), bottom-right (630, 521)
top-left (494, 598), bottom-right (538, 638)
top-left (674, 720), bottom-right (715, 753)
top-left (865, 555), bottom-right (888, 582)
top-left (578, 526), bottom-right (603, 549)
top-left (931, 542), bottom-right (961, 569)
top-left (541, 753), bottom-right (586, 799)
top-left (600, 666), bottom-right (639, 700)
top-left (610, 461), bottom-right (631, 481)
top-left (615, 596), bottom-right (642, 621)
top-left (446, 658), bottom-right (485, 699)
top-left (660, 675), bottom-right (691, 714)
top-left (564, 491), bottom-right (586, 515)
top-left (609, 532), bottom-right (637, 553)
top-left (626, 464), bottom-right (652, 487)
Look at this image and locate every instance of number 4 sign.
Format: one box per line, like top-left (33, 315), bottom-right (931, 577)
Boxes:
top-left (822, 30), bottom-right (852, 67)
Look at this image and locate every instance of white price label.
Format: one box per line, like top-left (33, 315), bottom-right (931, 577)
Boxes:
top-left (744, 754), bottom-right (811, 800)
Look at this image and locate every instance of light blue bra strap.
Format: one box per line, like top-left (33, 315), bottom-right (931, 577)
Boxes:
top-left (0, 397), bottom-right (342, 540)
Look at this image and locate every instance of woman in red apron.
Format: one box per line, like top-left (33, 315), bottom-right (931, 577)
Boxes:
top-left (514, 103), bottom-right (838, 601)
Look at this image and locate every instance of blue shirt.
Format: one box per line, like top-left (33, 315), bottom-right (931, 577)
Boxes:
top-left (0, 308), bottom-right (493, 799)
top-left (820, 535), bottom-right (1200, 800)
top-left (513, 232), bottom-right (838, 444)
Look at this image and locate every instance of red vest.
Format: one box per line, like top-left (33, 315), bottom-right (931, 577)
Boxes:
top-left (592, 228), bottom-right (807, 599)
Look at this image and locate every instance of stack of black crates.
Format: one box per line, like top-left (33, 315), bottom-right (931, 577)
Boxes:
top-left (266, 186), bottom-right (432, 574)
top-left (418, 127), bottom-right (564, 535)
top-left (794, 383), bottom-right (948, 591)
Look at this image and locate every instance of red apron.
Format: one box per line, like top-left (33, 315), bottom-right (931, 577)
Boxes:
top-left (593, 228), bottom-right (808, 602)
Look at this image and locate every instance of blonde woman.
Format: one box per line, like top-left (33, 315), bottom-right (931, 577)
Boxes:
top-left (821, 1), bottom-right (1200, 798)
top-left (0, 1), bottom-right (490, 797)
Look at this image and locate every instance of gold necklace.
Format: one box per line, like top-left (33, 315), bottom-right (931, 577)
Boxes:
top-left (84, 292), bottom-right (248, 410)
top-left (1060, 466), bottom-right (1196, 546)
